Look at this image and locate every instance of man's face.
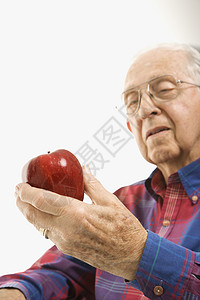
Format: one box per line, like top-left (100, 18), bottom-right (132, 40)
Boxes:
top-left (125, 49), bottom-right (200, 172)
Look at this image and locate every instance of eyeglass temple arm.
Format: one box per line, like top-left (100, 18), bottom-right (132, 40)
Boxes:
top-left (177, 79), bottom-right (200, 88)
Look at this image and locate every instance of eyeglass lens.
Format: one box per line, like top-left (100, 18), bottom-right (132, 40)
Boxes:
top-left (124, 75), bottom-right (179, 115)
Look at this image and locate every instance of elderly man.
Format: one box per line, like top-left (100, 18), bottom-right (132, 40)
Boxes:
top-left (0, 43), bottom-right (200, 299)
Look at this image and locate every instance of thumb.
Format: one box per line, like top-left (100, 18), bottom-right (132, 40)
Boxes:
top-left (82, 165), bottom-right (115, 206)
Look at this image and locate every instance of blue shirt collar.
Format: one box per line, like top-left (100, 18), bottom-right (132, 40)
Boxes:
top-left (177, 158), bottom-right (200, 203)
top-left (146, 158), bottom-right (200, 203)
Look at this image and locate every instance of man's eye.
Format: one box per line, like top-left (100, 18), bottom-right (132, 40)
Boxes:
top-left (126, 92), bottom-right (138, 104)
top-left (126, 99), bottom-right (138, 110)
top-left (152, 80), bottom-right (177, 98)
top-left (158, 88), bottom-right (173, 93)
top-left (157, 87), bottom-right (177, 98)
top-left (129, 99), bottom-right (138, 105)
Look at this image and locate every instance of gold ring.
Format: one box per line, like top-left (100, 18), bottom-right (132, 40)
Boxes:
top-left (39, 228), bottom-right (49, 239)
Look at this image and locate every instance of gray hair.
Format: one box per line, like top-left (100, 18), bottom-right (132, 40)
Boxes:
top-left (132, 43), bottom-right (200, 83)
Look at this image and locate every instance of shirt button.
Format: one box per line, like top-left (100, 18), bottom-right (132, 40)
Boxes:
top-left (163, 219), bottom-right (170, 227)
top-left (192, 195), bottom-right (198, 202)
top-left (153, 285), bottom-right (164, 296)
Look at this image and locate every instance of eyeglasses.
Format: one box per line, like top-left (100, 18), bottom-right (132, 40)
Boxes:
top-left (122, 74), bottom-right (200, 116)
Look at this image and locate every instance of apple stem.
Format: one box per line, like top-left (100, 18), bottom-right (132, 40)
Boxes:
top-left (47, 151), bottom-right (51, 154)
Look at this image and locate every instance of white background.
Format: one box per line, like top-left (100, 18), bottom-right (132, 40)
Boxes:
top-left (0, 0), bottom-right (200, 276)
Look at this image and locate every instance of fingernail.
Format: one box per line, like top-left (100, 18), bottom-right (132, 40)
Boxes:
top-left (15, 186), bottom-right (19, 198)
top-left (15, 184), bottom-right (22, 196)
top-left (15, 184), bottom-right (20, 191)
top-left (83, 164), bottom-right (92, 175)
top-left (83, 165), bottom-right (94, 180)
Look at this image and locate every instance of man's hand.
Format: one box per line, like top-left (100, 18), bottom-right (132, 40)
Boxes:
top-left (0, 288), bottom-right (26, 299)
top-left (15, 165), bottom-right (148, 281)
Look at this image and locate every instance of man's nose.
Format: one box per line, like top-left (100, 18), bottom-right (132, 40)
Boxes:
top-left (137, 91), bottom-right (161, 119)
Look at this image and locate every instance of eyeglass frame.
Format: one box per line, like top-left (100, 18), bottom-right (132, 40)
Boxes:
top-left (121, 74), bottom-right (200, 116)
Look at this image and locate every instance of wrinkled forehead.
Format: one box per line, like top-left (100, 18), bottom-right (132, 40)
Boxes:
top-left (124, 49), bottom-right (189, 91)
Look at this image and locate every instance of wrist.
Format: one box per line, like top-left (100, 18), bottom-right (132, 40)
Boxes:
top-left (126, 229), bottom-right (148, 281)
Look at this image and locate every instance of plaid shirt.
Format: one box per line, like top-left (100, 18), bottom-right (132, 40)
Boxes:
top-left (1, 159), bottom-right (200, 299)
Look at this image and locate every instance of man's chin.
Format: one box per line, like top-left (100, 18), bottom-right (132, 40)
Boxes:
top-left (147, 148), bottom-right (180, 165)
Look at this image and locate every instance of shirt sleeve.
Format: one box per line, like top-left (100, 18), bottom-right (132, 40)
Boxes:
top-left (0, 245), bottom-right (96, 300)
top-left (127, 230), bottom-right (200, 299)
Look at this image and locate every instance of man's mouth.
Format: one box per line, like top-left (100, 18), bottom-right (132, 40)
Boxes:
top-left (146, 126), bottom-right (170, 140)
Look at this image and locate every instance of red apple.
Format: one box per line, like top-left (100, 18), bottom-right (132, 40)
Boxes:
top-left (22, 149), bottom-right (84, 201)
